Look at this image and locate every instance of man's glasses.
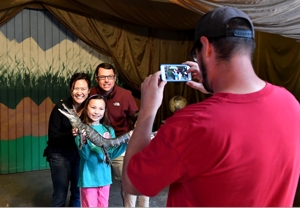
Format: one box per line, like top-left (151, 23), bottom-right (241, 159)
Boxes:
top-left (190, 50), bottom-right (197, 63)
top-left (96, 75), bottom-right (115, 80)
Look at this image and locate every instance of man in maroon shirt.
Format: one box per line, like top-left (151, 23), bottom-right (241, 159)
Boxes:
top-left (90, 62), bottom-right (138, 204)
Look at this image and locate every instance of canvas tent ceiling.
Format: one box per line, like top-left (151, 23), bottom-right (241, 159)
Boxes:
top-left (2, 0), bottom-right (300, 40)
top-left (1, 0), bottom-right (300, 130)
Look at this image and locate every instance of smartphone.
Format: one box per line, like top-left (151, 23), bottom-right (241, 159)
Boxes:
top-left (160, 64), bottom-right (192, 82)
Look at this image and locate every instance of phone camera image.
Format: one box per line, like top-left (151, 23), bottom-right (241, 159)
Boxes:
top-left (160, 64), bottom-right (191, 82)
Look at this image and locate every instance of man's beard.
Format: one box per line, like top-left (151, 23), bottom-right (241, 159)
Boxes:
top-left (199, 55), bottom-right (214, 94)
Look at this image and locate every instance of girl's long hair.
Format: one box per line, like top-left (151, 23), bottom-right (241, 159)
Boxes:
top-left (80, 94), bottom-right (111, 131)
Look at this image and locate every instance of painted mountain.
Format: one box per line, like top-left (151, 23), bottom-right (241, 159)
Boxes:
top-left (0, 9), bottom-right (111, 174)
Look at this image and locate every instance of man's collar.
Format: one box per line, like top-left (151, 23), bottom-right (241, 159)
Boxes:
top-left (97, 85), bottom-right (116, 99)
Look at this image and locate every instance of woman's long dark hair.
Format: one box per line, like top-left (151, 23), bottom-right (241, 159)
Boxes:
top-left (69, 72), bottom-right (91, 90)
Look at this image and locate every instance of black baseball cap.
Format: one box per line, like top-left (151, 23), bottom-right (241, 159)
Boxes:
top-left (191, 7), bottom-right (254, 55)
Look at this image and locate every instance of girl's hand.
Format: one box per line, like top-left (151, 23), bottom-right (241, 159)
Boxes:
top-left (129, 130), bottom-right (134, 138)
top-left (72, 128), bottom-right (79, 136)
top-left (127, 130), bottom-right (134, 144)
top-left (151, 131), bottom-right (157, 139)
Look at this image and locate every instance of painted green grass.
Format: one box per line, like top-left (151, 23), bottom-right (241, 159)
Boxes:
top-left (0, 135), bottom-right (49, 174)
top-left (0, 60), bottom-right (93, 108)
top-left (0, 55), bottom-right (125, 108)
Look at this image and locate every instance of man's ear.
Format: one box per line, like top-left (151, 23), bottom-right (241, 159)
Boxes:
top-left (200, 36), bottom-right (212, 58)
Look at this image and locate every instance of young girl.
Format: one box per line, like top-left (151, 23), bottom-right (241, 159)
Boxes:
top-left (74, 94), bottom-right (127, 207)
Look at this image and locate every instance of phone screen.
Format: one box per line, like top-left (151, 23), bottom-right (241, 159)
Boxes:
top-left (160, 64), bottom-right (191, 82)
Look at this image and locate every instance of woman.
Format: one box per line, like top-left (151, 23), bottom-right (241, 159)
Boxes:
top-left (46, 72), bottom-right (91, 207)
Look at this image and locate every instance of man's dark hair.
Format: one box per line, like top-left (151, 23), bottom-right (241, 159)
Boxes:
top-left (94, 63), bottom-right (117, 77)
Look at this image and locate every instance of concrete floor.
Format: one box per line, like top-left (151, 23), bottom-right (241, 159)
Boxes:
top-left (1, 169), bottom-right (300, 207)
top-left (0, 169), bottom-right (168, 207)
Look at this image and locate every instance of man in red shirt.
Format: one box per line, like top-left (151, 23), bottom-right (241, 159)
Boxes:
top-left (122, 7), bottom-right (300, 206)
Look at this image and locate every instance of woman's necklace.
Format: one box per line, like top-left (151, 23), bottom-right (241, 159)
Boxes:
top-left (76, 109), bottom-right (83, 117)
top-left (73, 105), bottom-right (83, 117)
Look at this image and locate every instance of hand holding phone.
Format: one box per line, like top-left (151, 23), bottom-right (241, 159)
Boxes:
top-left (160, 64), bottom-right (192, 82)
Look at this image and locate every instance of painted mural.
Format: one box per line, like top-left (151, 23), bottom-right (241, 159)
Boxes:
top-left (0, 9), bottom-right (112, 174)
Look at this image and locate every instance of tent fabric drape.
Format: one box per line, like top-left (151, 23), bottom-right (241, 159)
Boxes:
top-left (253, 32), bottom-right (300, 101)
top-left (0, 0), bottom-right (201, 30)
top-left (44, 5), bottom-right (196, 90)
top-left (44, 5), bottom-right (205, 129)
top-left (3, 0), bottom-right (300, 40)
top-left (170, 0), bottom-right (300, 40)
top-left (0, 0), bottom-right (300, 129)
top-left (0, 5), bottom-right (25, 26)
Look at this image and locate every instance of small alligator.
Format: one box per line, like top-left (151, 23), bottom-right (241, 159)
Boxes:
top-left (58, 103), bottom-right (131, 165)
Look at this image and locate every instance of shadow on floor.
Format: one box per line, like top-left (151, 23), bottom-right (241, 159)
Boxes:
top-left (0, 169), bottom-right (168, 207)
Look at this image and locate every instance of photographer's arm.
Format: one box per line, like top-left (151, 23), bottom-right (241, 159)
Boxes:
top-left (122, 71), bottom-right (167, 195)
